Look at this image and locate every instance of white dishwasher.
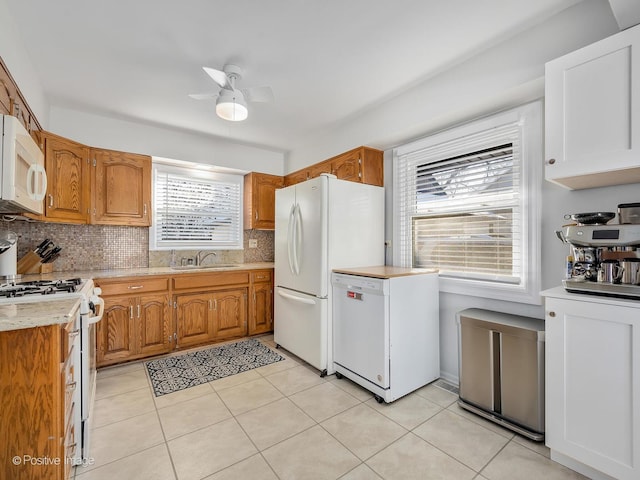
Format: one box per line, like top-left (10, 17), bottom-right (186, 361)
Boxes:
top-left (332, 266), bottom-right (439, 403)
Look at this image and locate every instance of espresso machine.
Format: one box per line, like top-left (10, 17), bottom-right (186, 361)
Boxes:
top-left (557, 222), bottom-right (640, 299)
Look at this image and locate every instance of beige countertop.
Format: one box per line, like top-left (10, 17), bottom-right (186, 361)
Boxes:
top-left (332, 265), bottom-right (438, 279)
top-left (0, 297), bottom-right (80, 332)
top-left (21, 262), bottom-right (275, 282)
top-left (1, 262), bottom-right (274, 332)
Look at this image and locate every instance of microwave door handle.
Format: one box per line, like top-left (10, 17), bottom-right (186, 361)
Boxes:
top-left (26, 164), bottom-right (47, 201)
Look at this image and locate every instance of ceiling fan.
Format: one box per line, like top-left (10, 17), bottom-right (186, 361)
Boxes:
top-left (189, 64), bottom-right (274, 122)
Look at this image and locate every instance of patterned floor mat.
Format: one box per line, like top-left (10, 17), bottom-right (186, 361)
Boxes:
top-left (145, 338), bottom-right (284, 396)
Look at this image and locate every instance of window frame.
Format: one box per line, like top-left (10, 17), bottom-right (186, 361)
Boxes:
top-left (393, 101), bottom-right (542, 304)
top-left (149, 160), bottom-right (244, 251)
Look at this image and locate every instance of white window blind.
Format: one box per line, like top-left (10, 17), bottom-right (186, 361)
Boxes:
top-left (394, 102), bottom-right (542, 304)
top-left (151, 164), bottom-right (243, 249)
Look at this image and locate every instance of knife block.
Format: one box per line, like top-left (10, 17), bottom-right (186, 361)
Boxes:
top-left (17, 252), bottom-right (53, 274)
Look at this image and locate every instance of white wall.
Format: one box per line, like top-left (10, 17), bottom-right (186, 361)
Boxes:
top-left (49, 106), bottom-right (285, 175)
top-left (0, 0), bottom-right (285, 175)
top-left (0, 0), bottom-right (48, 125)
top-left (291, 0), bottom-right (633, 384)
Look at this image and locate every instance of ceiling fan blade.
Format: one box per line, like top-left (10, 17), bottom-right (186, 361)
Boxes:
top-left (202, 67), bottom-right (229, 88)
top-left (188, 93), bottom-right (219, 100)
top-left (242, 86), bottom-right (274, 103)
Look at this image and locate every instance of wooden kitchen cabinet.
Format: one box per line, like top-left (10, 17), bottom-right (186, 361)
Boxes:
top-left (137, 293), bottom-right (173, 356)
top-left (211, 289), bottom-right (247, 340)
top-left (284, 146), bottom-right (383, 187)
top-left (543, 290), bottom-right (640, 480)
top-left (41, 132), bottom-right (91, 223)
top-left (98, 295), bottom-right (137, 365)
top-left (248, 270), bottom-right (273, 335)
top-left (175, 292), bottom-right (214, 348)
top-left (545, 24), bottom-right (640, 189)
top-left (244, 172), bottom-right (284, 230)
top-left (91, 148), bottom-right (152, 226)
top-left (95, 276), bottom-right (172, 367)
top-left (0, 315), bottom-right (78, 480)
top-left (36, 133), bottom-right (152, 226)
top-left (173, 270), bottom-right (251, 347)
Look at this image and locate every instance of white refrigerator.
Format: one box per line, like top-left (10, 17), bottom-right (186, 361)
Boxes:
top-left (274, 174), bottom-right (384, 376)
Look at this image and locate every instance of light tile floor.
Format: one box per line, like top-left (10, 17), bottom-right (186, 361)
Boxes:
top-left (75, 335), bottom-right (588, 480)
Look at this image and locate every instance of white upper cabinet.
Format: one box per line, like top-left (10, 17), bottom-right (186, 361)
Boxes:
top-left (545, 24), bottom-right (640, 189)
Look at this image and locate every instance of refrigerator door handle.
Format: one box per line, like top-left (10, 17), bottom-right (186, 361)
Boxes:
top-left (277, 289), bottom-right (317, 305)
top-left (293, 203), bottom-right (303, 275)
top-left (287, 204), bottom-right (296, 275)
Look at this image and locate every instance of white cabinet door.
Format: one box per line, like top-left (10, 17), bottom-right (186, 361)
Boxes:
top-left (545, 24), bottom-right (640, 189)
top-left (545, 297), bottom-right (640, 480)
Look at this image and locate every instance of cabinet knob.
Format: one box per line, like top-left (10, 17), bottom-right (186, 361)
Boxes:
top-left (548, 311), bottom-right (556, 317)
top-left (547, 158), bottom-right (556, 165)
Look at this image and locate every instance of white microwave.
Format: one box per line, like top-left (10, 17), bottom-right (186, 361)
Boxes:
top-left (0, 115), bottom-right (47, 214)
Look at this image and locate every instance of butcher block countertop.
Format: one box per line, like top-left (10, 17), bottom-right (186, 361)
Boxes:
top-left (332, 266), bottom-right (438, 279)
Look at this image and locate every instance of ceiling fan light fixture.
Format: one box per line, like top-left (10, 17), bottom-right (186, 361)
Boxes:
top-left (216, 89), bottom-right (248, 122)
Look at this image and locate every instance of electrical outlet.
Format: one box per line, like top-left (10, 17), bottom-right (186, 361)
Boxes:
top-left (249, 239), bottom-right (258, 248)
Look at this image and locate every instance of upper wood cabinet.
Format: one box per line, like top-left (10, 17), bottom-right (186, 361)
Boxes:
top-left (244, 172), bottom-right (284, 230)
top-left (91, 148), bottom-right (152, 226)
top-left (284, 146), bottom-right (383, 187)
top-left (42, 132), bottom-right (91, 223)
top-left (545, 24), bottom-right (640, 189)
top-left (0, 57), bottom-right (43, 142)
top-left (38, 134), bottom-right (152, 226)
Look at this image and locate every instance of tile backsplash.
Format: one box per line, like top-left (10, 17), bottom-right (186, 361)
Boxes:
top-left (3, 220), bottom-right (274, 272)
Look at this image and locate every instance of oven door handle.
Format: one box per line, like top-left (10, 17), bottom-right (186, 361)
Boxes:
top-left (87, 296), bottom-right (105, 324)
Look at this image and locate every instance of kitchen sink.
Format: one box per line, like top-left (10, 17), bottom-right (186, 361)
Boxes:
top-left (170, 264), bottom-right (241, 270)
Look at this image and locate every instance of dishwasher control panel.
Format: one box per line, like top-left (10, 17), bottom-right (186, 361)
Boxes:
top-left (332, 273), bottom-right (387, 294)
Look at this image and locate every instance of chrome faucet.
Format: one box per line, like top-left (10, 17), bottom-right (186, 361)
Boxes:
top-left (195, 250), bottom-right (217, 266)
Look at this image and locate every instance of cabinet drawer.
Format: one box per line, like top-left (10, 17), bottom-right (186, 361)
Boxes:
top-left (97, 276), bottom-right (169, 296)
top-left (63, 407), bottom-right (77, 469)
top-left (61, 314), bottom-right (80, 362)
top-left (63, 355), bottom-right (76, 420)
top-left (172, 271), bottom-right (250, 291)
top-left (251, 270), bottom-right (272, 283)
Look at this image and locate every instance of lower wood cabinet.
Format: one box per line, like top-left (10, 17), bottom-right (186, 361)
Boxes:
top-left (0, 315), bottom-right (78, 480)
top-left (175, 292), bottom-right (214, 348)
top-left (175, 288), bottom-right (248, 348)
top-left (97, 293), bottom-right (172, 367)
top-left (96, 268), bottom-right (273, 367)
top-left (249, 270), bottom-right (273, 335)
top-left (95, 276), bottom-right (172, 367)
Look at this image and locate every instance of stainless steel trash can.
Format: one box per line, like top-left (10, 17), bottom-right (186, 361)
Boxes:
top-left (457, 308), bottom-right (545, 441)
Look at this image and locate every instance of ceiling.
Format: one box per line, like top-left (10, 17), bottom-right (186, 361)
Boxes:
top-left (7, 0), bottom-right (583, 153)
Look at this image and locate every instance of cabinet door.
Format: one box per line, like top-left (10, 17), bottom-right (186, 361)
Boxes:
top-left (137, 294), bottom-right (172, 356)
top-left (545, 297), bottom-right (640, 480)
top-left (244, 173), bottom-right (284, 230)
top-left (307, 161), bottom-right (332, 180)
top-left (212, 289), bottom-right (247, 340)
top-left (176, 293), bottom-right (214, 348)
top-left (545, 25), bottom-right (640, 189)
top-left (91, 148), bottom-right (151, 226)
top-left (97, 296), bottom-right (136, 366)
top-left (43, 133), bottom-right (90, 223)
top-left (249, 283), bottom-right (273, 335)
top-left (284, 169), bottom-right (309, 186)
top-left (331, 151), bottom-right (361, 182)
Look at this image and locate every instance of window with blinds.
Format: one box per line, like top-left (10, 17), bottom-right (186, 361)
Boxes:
top-left (394, 102), bottom-right (542, 303)
top-left (151, 163), bottom-right (243, 249)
